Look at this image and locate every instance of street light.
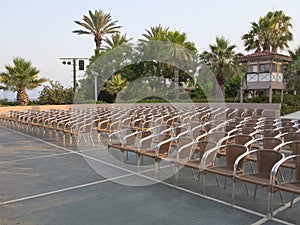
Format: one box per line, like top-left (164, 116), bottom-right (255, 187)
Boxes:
top-left (91, 70), bottom-right (98, 102)
top-left (59, 57), bottom-right (88, 92)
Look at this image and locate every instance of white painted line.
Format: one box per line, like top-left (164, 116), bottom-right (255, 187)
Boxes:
top-left (0, 152), bottom-right (73, 164)
top-left (0, 173), bottom-right (133, 206)
top-left (251, 216), bottom-right (295, 225)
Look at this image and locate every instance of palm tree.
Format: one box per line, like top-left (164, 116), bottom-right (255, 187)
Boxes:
top-left (165, 30), bottom-right (197, 99)
top-left (200, 36), bottom-right (241, 97)
top-left (72, 10), bottom-right (121, 55)
top-left (102, 33), bottom-right (132, 51)
top-left (268, 10), bottom-right (293, 52)
top-left (0, 57), bottom-right (47, 105)
top-left (242, 10), bottom-right (293, 53)
top-left (285, 46), bottom-right (300, 94)
top-left (103, 74), bottom-right (128, 95)
top-left (141, 24), bottom-right (169, 41)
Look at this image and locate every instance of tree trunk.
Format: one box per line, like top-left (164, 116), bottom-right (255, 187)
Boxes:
top-left (94, 35), bottom-right (102, 55)
top-left (213, 72), bottom-right (225, 98)
top-left (174, 66), bottom-right (179, 100)
top-left (17, 86), bottom-right (29, 105)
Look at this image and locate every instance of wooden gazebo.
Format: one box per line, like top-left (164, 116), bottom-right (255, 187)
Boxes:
top-left (238, 50), bottom-right (291, 103)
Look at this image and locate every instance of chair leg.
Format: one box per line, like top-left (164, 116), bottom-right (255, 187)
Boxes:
top-left (174, 165), bottom-right (179, 186)
top-left (290, 193), bottom-right (295, 208)
top-left (253, 185), bottom-right (258, 198)
top-left (214, 174), bottom-right (220, 188)
top-left (224, 177), bottom-right (227, 189)
top-left (154, 161), bottom-right (159, 179)
top-left (244, 183), bottom-right (250, 195)
top-left (267, 191), bottom-right (272, 219)
top-left (191, 169), bottom-right (197, 181)
top-left (232, 181), bottom-right (236, 205)
top-left (278, 190), bottom-right (285, 206)
top-left (201, 173), bottom-right (206, 194)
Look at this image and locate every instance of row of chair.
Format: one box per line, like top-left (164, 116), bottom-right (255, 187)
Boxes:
top-left (1, 105), bottom-right (299, 219)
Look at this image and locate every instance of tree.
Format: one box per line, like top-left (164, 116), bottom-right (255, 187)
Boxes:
top-left (103, 74), bottom-right (128, 95)
top-left (72, 10), bottom-right (122, 55)
top-left (38, 80), bottom-right (74, 105)
top-left (141, 26), bottom-right (197, 99)
top-left (0, 57), bottom-right (47, 105)
top-left (285, 46), bottom-right (300, 94)
top-left (165, 30), bottom-right (197, 99)
top-left (242, 10), bottom-right (293, 53)
top-left (102, 33), bottom-right (132, 51)
top-left (200, 36), bottom-right (241, 97)
top-left (141, 24), bottom-right (169, 41)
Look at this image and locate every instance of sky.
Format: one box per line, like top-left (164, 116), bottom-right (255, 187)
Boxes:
top-left (1, 0), bottom-right (300, 100)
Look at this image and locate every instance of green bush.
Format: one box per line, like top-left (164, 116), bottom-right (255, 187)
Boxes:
top-left (38, 80), bottom-right (74, 105)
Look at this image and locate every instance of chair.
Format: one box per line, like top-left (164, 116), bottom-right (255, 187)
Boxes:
top-left (138, 135), bottom-right (173, 174)
top-left (107, 129), bottom-right (138, 161)
top-left (232, 149), bottom-right (284, 216)
top-left (217, 134), bottom-right (253, 158)
top-left (180, 141), bottom-right (217, 185)
top-left (162, 139), bottom-right (195, 185)
top-left (269, 154), bottom-right (300, 218)
top-left (201, 144), bottom-right (248, 193)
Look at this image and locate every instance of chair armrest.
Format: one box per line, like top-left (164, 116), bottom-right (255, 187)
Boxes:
top-left (233, 150), bottom-right (256, 176)
top-left (200, 145), bottom-right (220, 170)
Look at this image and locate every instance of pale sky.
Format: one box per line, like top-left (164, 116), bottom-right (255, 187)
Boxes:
top-left (1, 0), bottom-right (300, 100)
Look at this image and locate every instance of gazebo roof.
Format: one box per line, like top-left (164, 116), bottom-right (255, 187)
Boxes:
top-left (238, 50), bottom-right (292, 62)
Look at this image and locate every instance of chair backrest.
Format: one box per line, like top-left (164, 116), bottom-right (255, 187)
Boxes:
top-left (292, 141), bottom-right (300, 155)
top-left (224, 144), bottom-right (247, 169)
top-left (177, 142), bottom-right (195, 161)
top-left (241, 127), bottom-right (256, 135)
top-left (157, 138), bottom-right (173, 156)
top-left (261, 129), bottom-right (280, 137)
top-left (191, 129), bottom-right (207, 140)
top-left (257, 150), bottom-right (283, 178)
top-left (196, 140), bottom-right (218, 159)
top-left (207, 131), bottom-right (227, 142)
top-left (296, 155), bottom-right (300, 182)
top-left (234, 134), bottom-right (253, 145)
top-left (262, 137), bottom-right (282, 149)
top-left (176, 137), bottom-right (194, 148)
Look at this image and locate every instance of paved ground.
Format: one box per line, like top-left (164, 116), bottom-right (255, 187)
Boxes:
top-left (0, 123), bottom-right (299, 225)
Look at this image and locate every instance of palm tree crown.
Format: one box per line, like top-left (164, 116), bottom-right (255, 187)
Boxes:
top-left (200, 36), bottom-right (241, 97)
top-left (73, 10), bottom-right (122, 54)
top-left (103, 33), bottom-right (132, 51)
top-left (0, 57), bottom-right (47, 105)
top-left (242, 10), bottom-right (293, 53)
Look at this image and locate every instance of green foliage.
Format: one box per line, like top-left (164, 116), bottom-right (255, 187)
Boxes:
top-left (73, 10), bottom-right (121, 54)
top-left (137, 96), bottom-right (168, 103)
top-left (244, 93), bottom-right (300, 115)
top-left (0, 57), bottom-right (47, 105)
top-left (200, 36), bottom-right (242, 96)
top-left (38, 80), bottom-right (74, 105)
top-left (225, 75), bottom-right (241, 98)
top-left (103, 74), bottom-right (128, 95)
top-left (242, 10), bottom-right (293, 52)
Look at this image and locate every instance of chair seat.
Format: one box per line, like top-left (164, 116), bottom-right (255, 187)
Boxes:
top-left (123, 145), bottom-right (138, 153)
top-left (282, 160), bottom-right (296, 169)
top-left (183, 160), bottom-right (201, 169)
top-left (237, 173), bottom-right (270, 186)
top-left (108, 143), bottom-right (123, 150)
top-left (206, 166), bottom-right (236, 177)
top-left (275, 182), bottom-right (300, 195)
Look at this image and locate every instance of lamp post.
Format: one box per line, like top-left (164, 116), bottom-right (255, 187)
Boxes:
top-left (59, 57), bottom-right (88, 92)
top-left (91, 70), bottom-right (98, 102)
